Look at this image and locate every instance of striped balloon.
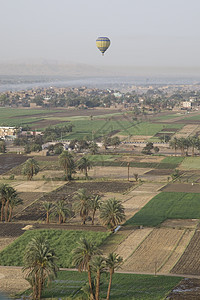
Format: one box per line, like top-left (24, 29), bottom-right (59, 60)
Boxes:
top-left (96, 37), bottom-right (110, 55)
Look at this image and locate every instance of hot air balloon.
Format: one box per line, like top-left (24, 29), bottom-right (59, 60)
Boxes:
top-left (96, 37), bottom-right (110, 55)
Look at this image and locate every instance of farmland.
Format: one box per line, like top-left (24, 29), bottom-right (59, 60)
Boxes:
top-left (41, 271), bottom-right (181, 300)
top-left (125, 192), bottom-right (200, 227)
top-left (2, 107), bottom-right (200, 299)
top-left (0, 229), bottom-right (110, 267)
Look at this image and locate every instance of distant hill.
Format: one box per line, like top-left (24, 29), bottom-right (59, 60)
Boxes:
top-left (0, 62), bottom-right (109, 76)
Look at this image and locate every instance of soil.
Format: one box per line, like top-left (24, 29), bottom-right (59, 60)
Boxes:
top-left (0, 154), bottom-right (29, 175)
top-left (171, 230), bottom-right (200, 275)
top-left (160, 183), bottom-right (200, 193)
top-left (145, 169), bottom-right (173, 175)
top-left (121, 228), bottom-right (185, 273)
top-left (14, 181), bottom-right (133, 221)
top-left (166, 278), bottom-right (200, 299)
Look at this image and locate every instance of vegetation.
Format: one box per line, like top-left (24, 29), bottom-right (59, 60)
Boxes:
top-left (23, 236), bottom-right (58, 300)
top-left (22, 158), bottom-right (40, 180)
top-left (100, 198), bottom-right (126, 231)
top-left (0, 230), bottom-right (109, 268)
top-left (77, 156), bottom-right (93, 179)
top-left (0, 183), bottom-right (22, 222)
top-left (73, 188), bottom-right (91, 225)
top-left (59, 150), bottom-right (75, 180)
top-left (125, 192), bottom-right (200, 227)
top-left (40, 270), bottom-right (181, 299)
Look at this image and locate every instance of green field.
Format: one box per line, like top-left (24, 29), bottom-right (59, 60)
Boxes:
top-left (65, 118), bottom-right (133, 140)
top-left (0, 107), bottom-right (60, 127)
top-left (155, 156), bottom-right (184, 169)
top-left (119, 122), bottom-right (183, 136)
top-left (125, 192), bottom-right (200, 227)
top-left (38, 271), bottom-right (181, 299)
top-left (0, 230), bottom-right (110, 268)
top-left (179, 157), bottom-right (200, 170)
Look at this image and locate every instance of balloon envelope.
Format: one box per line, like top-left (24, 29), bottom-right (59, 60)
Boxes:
top-left (96, 37), bottom-right (110, 55)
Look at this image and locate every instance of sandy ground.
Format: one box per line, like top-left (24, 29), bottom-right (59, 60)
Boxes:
top-left (10, 180), bottom-right (65, 193)
top-left (0, 267), bottom-right (29, 296)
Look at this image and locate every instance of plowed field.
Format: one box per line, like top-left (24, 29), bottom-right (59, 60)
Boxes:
top-left (14, 181), bottom-right (133, 221)
top-left (171, 230), bottom-right (200, 275)
top-left (121, 228), bottom-right (185, 273)
top-left (0, 154), bottom-right (29, 175)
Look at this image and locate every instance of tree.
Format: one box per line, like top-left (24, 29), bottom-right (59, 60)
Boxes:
top-left (77, 156), bottom-right (93, 179)
top-left (43, 201), bottom-right (54, 224)
top-left (89, 195), bottom-right (102, 225)
top-left (111, 136), bottom-right (120, 149)
top-left (8, 196), bottom-right (23, 222)
top-left (0, 184), bottom-right (9, 222)
top-left (59, 150), bottom-right (75, 180)
top-left (169, 137), bottom-right (178, 156)
top-left (0, 141), bottom-right (6, 153)
top-left (89, 142), bottom-right (99, 155)
top-left (153, 146), bottom-right (160, 153)
top-left (72, 238), bottom-right (101, 300)
top-left (54, 199), bottom-right (70, 224)
top-left (90, 255), bottom-right (106, 300)
top-left (106, 253), bottom-right (123, 300)
top-left (73, 188), bottom-right (91, 225)
top-left (4, 185), bottom-right (21, 222)
top-left (23, 236), bottom-right (58, 300)
top-left (100, 198), bottom-right (126, 231)
top-left (22, 158), bottom-right (40, 180)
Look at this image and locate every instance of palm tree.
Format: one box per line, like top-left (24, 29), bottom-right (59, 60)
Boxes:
top-left (4, 186), bottom-right (20, 222)
top-left (73, 188), bottom-right (91, 225)
top-left (89, 142), bottom-right (99, 155)
top-left (89, 195), bottom-right (102, 225)
top-left (23, 236), bottom-right (58, 300)
top-left (43, 201), bottom-right (54, 224)
top-left (77, 156), bottom-right (93, 179)
top-left (100, 198), bottom-right (126, 231)
top-left (0, 184), bottom-right (9, 222)
top-left (105, 253), bottom-right (123, 300)
top-left (54, 199), bottom-right (70, 224)
top-left (189, 136), bottom-right (199, 156)
top-left (72, 238), bottom-right (101, 300)
top-left (22, 158), bottom-right (40, 180)
top-left (169, 137), bottom-right (178, 156)
top-left (59, 150), bottom-right (75, 180)
top-left (90, 255), bottom-right (106, 300)
top-left (8, 196), bottom-right (23, 222)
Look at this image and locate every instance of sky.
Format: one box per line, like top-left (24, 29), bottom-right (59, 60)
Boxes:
top-left (1, 0), bottom-right (200, 72)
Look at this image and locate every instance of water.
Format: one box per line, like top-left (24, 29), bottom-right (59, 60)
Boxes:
top-left (0, 75), bottom-right (200, 92)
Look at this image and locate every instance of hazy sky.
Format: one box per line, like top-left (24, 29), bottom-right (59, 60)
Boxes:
top-left (1, 0), bottom-right (200, 69)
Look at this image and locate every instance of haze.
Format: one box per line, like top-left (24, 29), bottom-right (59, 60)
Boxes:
top-left (1, 0), bottom-right (200, 75)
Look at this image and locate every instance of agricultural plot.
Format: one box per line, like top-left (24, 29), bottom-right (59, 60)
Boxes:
top-left (125, 192), bottom-right (200, 227)
top-left (0, 154), bottom-right (29, 175)
top-left (14, 181), bottom-right (133, 222)
top-left (0, 229), bottom-right (109, 268)
top-left (171, 230), bottom-right (200, 275)
top-left (41, 271), bottom-right (181, 300)
top-left (121, 182), bottom-right (162, 220)
top-left (179, 157), bottom-right (200, 170)
top-left (121, 228), bottom-right (186, 273)
top-left (174, 124), bottom-right (199, 138)
top-left (161, 183), bottom-right (200, 193)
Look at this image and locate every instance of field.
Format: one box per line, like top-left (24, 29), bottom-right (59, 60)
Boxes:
top-left (171, 230), bottom-right (200, 275)
top-left (13, 181), bottom-right (133, 222)
top-left (121, 228), bottom-right (192, 273)
top-left (179, 157), bottom-right (200, 170)
top-left (125, 192), bottom-right (200, 227)
top-left (0, 229), bottom-right (110, 267)
top-left (28, 270), bottom-right (182, 300)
